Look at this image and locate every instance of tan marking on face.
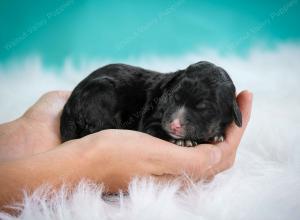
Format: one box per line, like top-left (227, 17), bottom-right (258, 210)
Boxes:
top-left (171, 106), bottom-right (186, 122)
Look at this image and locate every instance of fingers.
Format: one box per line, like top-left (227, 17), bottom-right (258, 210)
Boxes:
top-left (206, 90), bottom-right (253, 175)
top-left (150, 146), bottom-right (220, 184)
top-left (180, 144), bottom-right (222, 180)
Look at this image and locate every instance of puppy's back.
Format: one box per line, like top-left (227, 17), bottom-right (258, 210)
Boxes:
top-left (60, 63), bottom-right (164, 142)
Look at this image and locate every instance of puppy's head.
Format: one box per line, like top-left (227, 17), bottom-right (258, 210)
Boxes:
top-left (160, 61), bottom-right (242, 143)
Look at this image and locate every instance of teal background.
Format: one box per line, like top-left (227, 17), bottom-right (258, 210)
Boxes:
top-left (1, 0), bottom-right (299, 66)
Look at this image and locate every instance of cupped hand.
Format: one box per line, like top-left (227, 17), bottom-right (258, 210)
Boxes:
top-left (29, 90), bottom-right (252, 191)
top-left (2, 89), bottom-right (251, 191)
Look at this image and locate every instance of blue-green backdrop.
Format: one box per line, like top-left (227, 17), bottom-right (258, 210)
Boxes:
top-left (1, 0), bottom-right (299, 66)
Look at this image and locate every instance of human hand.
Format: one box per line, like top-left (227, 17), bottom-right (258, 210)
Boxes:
top-left (0, 90), bottom-right (251, 208)
top-left (73, 90), bottom-right (252, 191)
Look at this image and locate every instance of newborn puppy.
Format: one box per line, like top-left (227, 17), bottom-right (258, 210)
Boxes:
top-left (60, 61), bottom-right (242, 146)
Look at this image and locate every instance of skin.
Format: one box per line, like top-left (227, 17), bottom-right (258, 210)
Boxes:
top-left (0, 90), bottom-right (252, 211)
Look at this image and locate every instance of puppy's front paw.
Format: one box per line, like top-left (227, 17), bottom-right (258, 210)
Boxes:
top-left (213, 135), bottom-right (224, 143)
top-left (175, 140), bottom-right (184, 146)
top-left (169, 139), bottom-right (198, 147)
top-left (184, 140), bottom-right (193, 147)
top-left (169, 139), bottom-right (182, 146)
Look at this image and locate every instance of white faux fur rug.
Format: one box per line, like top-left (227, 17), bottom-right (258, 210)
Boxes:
top-left (0, 42), bottom-right (300, 220)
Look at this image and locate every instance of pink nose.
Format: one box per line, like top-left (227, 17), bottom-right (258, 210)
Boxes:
top-left (170, 119), bottom-right (182, 135)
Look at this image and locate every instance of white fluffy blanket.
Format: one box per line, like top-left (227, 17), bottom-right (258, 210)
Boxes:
top-left (0, 43), bottom-right (299, 220)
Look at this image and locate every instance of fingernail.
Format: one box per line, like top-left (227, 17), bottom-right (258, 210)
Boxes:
top-left (211, 147), bottom-right (222, 165)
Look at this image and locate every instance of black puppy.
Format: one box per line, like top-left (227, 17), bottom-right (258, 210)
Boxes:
top-left (60, 61), bottom-right (242, 146)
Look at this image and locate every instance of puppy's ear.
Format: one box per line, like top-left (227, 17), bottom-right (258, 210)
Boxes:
top-left (232, 99), bottom-right (242, 127)
top-left (159, 71), bottom-right (183, 91)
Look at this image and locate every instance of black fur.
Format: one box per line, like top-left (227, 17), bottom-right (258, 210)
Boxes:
top-left (60, 61), bottom-right (242, 144)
